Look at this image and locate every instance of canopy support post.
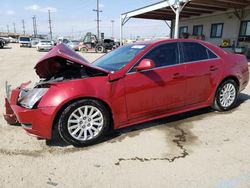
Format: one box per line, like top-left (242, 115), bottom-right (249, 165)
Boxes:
top-left (120, 14), bottom-right (130, 46)
top-left (166, 0), bottom-right (190, 39)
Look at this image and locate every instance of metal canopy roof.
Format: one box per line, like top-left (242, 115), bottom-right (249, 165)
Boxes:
top-left (122, 0), bottom-right (250, 21)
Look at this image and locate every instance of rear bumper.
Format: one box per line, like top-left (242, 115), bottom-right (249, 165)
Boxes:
top-left (4, 88), bottom-right (56, 139)
top-left (38, 46), bottom-right (53, 51)
top-left (20, 43), bottom-right (31, 46)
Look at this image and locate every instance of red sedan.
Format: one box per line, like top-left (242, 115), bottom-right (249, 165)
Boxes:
top-left (4, 39), bottom-right (249, 146)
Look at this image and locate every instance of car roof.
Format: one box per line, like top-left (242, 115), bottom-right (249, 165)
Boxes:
top-left (133, 38), bottom-right (210, 45)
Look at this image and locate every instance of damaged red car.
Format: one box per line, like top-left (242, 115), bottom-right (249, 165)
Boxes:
top-left (4, 39), bottom-right (249, 146)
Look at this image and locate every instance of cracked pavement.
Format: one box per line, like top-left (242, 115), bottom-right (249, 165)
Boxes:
top-left (1, 44), bottom-right (250, 188)
top-left (114, 126), bottom-right (189, 165)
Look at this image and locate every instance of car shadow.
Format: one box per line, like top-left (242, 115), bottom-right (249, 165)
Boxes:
top-left (1, 46), bottom-right (12, 49)
top-left (47, 93), bottom-right (250, 147)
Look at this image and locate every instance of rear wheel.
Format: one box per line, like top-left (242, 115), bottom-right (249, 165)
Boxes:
top-left (0, 41), bottom-right (4, 48)
top-left (213, 79), bottom-right (238, 111)
top-left (95, 45), bottom-right (105, 53)
top-left (57, 99), bottom-right (110, 147)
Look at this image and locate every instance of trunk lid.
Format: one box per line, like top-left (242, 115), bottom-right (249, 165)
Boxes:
top-left (34, 43), bottom-right (109, 78)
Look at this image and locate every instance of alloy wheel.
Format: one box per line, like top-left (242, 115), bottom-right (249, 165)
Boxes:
top-left (67, 105), bottom-right (104, 141)
top-left (219, 83), bottom-right (236, 108)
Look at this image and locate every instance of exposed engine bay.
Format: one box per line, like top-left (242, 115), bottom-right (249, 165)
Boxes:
top-left (36, 56), bottom-right (106, 87)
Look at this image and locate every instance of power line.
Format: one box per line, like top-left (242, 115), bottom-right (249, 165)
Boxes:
top-left (6, 25), bottom-right (9, 34)
top-left (22, 19), bottom-right (25, 35)
top-left (48, 10), bottom-right (53, 40)
top-left (13, 23), bottom-right (16, 33)
top-left (32, 16), bottom-right (38, 37)
top-left (93, 0), bottom-right (102, 40)
top-left (111, 20), bottom-right (114, 38)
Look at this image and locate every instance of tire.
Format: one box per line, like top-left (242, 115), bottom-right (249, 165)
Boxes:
top-left (80, 47), bottom-right (88, 53)
top-left (213, 79), bottom-right (238, 111)
top-left (0, 41), bottom-right (3, 48)
top-left (57, 99), bottom-right (111, 147)
top-left (95, 45), bottom-right (105, 53)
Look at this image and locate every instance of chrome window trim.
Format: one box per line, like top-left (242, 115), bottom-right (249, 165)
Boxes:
top-left (126, 57), bottom-right (221, 75)
top-left (180, 57), bottom-right (221, 65)
top-left (127, 62), bottom-right (183, 75)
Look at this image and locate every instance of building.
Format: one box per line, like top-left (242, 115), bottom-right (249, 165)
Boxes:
top-left (121, 0), bottom-right (250, 56)
top-left (178, 5), bottom-right (250, 52)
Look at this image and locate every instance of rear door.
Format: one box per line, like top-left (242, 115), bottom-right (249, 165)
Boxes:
top-left (181, 42), bottom-right (222, 106)
top-left (124, 42), bottom-right (186, 120)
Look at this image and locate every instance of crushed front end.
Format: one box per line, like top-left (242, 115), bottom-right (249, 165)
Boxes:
top-left (3, 43), bottom-right (108, 140)
top-left (3, 81), bottom-right (54, 139)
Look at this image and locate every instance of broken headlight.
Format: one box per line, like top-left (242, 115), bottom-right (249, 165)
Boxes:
top-left (18, 88), bottom-right (48, 109)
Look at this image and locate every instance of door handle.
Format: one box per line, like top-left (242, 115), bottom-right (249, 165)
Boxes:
top-left (210, 66), bottom-right (218, 71)
top-left (173, 73), bottom-right (184, 79)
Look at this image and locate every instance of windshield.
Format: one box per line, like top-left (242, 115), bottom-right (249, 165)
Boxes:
top-left (19, 37), bottom-right (30, 41)
top-left (71, 40), bottom-right (79, 44)
top-left (41, 40), bottom-right (52, 44)
top-left (93, 44), bottom-right (148, 71)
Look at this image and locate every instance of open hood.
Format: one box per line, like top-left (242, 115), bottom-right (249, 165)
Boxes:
top-left (34, 43), bottom-right (109, 78)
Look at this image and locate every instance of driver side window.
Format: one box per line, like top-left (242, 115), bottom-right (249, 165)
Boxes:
top-left (131, 42), bottom-right (179, 72)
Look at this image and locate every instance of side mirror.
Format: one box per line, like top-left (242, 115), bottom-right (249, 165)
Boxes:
top-left (136, 59), bottom-right (155, 71)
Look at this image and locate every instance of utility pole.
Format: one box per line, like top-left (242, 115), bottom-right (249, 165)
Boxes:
top-left (32, 15), bottom-right (38, 38)
top-left (111, 20), bottom-right (114, 38)
top-left (93, 0), bottom-right (102, 40)
top-left (48, 10), bottom-right (53, 40)
top-left (13, 23), bottom-right (16, 33)
top-left (22, 19), bottom-right (25, 35)
top-left (6, 25), bottom-right (9, 34)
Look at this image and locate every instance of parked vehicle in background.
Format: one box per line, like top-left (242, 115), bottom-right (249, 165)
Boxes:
top-left (36, 40), bottom-right (54, 51)
top-left (99, 39), bottom-right (116, 51)
top-left (67, 40), bottom-right (80, 51)
top-left (8, 37), bottom-right (18, 43)
top-left (19, 37), bottom-right (32, 47)
top-left (31, 38), bottom-right (40, 46)
top-left (57, 37), bottom-right (70, 44)
top-left (4, 39), bottom-right (249, 146)
top-left (79, 32), bottom-right (116, 53)
top-left (0, 37), bottom-right (9, 48)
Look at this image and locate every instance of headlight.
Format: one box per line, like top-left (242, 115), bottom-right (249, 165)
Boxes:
top-left (18, 88), bottom-right (48, 109)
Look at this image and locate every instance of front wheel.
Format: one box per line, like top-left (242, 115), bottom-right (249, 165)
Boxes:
top-left (80, 47), bottom-right (88, 53)
top-left (57, 99), bottom-right (110, 147)
top-left (213, 79), bottom-right (238, 111)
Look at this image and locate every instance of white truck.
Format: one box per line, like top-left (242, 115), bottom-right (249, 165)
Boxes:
top-left (19, 36), bottom-right (32, 47)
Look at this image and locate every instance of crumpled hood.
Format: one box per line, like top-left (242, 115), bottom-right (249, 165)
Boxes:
top-left (34, 43), bottom-right (109, 78)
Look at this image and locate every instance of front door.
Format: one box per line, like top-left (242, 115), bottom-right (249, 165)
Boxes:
top-left (124, 42), bottom-right (186, 120)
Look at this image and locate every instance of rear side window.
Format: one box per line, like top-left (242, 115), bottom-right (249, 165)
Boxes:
top-left (182, 42), bottom-right (217, 62)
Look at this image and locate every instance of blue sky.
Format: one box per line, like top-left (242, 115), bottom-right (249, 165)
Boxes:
top-left (0, 0), bottom-right (170, 39)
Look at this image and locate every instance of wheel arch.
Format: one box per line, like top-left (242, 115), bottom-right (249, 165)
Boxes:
top-left (210, 75), bottom-right (240, 106)
top-left (51, 97), bottom-right (114, 134)
top-left (212, 75), bottom-right (240, 111)
top-left (218, 75), bottom-right (240, 89)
